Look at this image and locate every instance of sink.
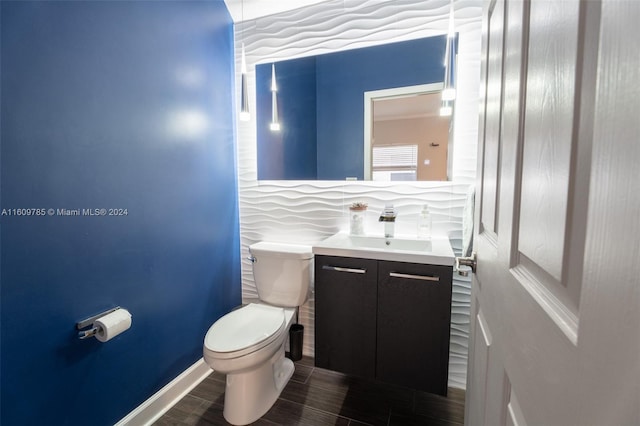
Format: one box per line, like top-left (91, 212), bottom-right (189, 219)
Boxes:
top-left (348, 235), bottom-right (432, 251)
top-left (312, 232), bottom-right (454, 266)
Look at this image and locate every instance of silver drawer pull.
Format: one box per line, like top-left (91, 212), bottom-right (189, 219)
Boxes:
top-left (322, 265), bottom-right (366, 274)
top-left (389, 272), bottom-right (439, 282)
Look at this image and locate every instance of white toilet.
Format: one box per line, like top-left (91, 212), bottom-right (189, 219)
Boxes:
top-left (203, 242), bottom-right (313, 425)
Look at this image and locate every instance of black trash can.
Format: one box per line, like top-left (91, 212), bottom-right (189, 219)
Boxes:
top-left (289, 324), bottom-right (304, 361)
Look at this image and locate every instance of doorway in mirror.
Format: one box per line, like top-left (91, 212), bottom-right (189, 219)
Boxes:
top-left (365, 83), bottom-right (452, 181)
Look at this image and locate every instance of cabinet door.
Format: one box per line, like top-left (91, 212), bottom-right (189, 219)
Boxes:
top-left (376, 261), bottom-right (453, 395)
top-left (314, 255), bottom-right (378, 378)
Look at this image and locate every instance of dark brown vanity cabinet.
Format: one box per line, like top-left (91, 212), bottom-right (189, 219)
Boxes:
top-left (314, 255), bottom-right (453, 395)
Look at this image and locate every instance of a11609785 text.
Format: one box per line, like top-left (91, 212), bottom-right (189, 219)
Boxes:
top-left (1, 208), bottom-right (129, 217)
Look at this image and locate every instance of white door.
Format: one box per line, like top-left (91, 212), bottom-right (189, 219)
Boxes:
top-left (465, 1), bottom-right (640, 425)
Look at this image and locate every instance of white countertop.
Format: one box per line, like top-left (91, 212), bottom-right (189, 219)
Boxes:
top-left (312, 232), bottom-right (455, 266)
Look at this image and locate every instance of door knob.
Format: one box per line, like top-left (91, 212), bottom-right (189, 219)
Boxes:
top-left (455, 252), bottom-right (477, 276)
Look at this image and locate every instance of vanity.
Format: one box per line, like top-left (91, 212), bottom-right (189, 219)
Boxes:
top-left (312, 233), bottom-right (454, 396)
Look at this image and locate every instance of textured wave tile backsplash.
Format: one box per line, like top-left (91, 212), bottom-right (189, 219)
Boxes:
top-left (235, 0), bottom-right (482, 390)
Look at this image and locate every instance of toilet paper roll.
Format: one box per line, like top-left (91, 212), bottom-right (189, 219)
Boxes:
top-left (95, 309), bottom-right (132, 342)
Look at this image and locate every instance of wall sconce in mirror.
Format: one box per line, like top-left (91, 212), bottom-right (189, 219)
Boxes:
top-left (270, 64), bottom-right (280, 131)
top-left (441, 0), bottom-right (457, 115)
top-left (238, 0), bottom-right (249, 121)
top-left (240, 43), bottom-right (250, 121)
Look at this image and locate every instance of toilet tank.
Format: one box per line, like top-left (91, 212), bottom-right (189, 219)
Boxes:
top-left (249, 242), bottom-right (313, 307)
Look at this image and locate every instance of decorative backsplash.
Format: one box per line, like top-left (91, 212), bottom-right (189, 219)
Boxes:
top-left (235, 0), bottom-right (482, 389)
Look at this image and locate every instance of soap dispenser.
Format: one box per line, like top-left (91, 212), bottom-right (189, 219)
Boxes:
top-left (379, 204), bottom-right (397, 238)
top-left (417, 204), bottom-right (432, 239)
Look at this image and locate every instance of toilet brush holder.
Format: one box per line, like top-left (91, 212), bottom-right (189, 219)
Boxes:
top-left (289, 324), bottom-right (304, 361)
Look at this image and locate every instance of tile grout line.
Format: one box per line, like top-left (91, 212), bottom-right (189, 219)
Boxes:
top-left (268, 395), bottom-right (356, 425)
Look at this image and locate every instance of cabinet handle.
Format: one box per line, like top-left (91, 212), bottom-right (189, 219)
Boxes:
top-left (322, 265), bottom-right (367, 274)
top-left (389, 272), bottom-right (439, 282)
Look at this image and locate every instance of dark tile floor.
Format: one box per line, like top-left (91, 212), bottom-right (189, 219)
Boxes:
top-left (154, 357), bottom-right (465, 426)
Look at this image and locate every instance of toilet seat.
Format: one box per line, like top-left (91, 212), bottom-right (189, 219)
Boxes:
top-left (204, 304), bottom-right (286, 360)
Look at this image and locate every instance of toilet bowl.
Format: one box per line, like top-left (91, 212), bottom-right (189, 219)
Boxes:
top-left (203, 303), bottom-right (295, 425)
top-left (202, 242), bottom-right (313, 425)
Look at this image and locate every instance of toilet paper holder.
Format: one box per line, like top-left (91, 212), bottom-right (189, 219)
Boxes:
top-left (76, 306), bottom-right (120, 340)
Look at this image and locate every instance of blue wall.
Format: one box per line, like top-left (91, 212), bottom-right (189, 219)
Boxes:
top-left (0, 2), bottom-right (240, 425)
top-left (256, 57), bottom-right (318, 180)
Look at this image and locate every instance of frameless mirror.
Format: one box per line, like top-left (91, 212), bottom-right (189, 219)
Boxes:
top-left (255, 35), bottom-right (456, 181)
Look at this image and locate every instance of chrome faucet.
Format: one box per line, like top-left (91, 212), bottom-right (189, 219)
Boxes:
top-left (379, 204), bottom-right (397, 238)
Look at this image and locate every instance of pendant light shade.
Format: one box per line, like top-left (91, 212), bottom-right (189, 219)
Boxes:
top-left (442, 37), bottom-right (456, 101)
top-left (270, 63), bottom-right (280, 131)
top-left (441, 0), bottom-right (456, 114)
top-left (240, 43), bottom-right (250, 121)
top-left (442, 0), bottom-right (456, 99)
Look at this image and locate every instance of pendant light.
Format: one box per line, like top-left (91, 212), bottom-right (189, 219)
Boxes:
top-left (440, 0), bottom-right (456, 116)
top-left (442, 0), bottom-right (456, 101)
top-left (239, 1), bottom-right (250, 121)
top-left (240, 43), bottom-right (250, 121)
top-left (269, 64), bottom-right (280, 131)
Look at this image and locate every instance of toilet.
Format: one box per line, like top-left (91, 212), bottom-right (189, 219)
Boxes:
top-left (203, 242), bottom-right (313, 425)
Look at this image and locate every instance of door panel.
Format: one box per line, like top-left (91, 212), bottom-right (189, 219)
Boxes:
top-left (518, 0), bottom-right (580, 284)
top-left (467, 305), bottom-right (491, 425)
top-left (515, 0), bottom-right (584, 327)
top-left (479, 0), bottom-right (505, 238)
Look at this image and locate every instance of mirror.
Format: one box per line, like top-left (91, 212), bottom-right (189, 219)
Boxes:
top-left (255, 35), bottom-right (456, 181)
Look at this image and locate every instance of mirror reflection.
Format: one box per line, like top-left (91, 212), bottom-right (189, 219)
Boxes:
top-left (255, 35), bottom-right (456, 181)
top-left (365, 84), bottom-right (451, 182)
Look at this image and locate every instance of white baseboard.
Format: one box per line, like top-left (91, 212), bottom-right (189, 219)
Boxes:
top-left (115, 358), bottom-right (213, 426)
